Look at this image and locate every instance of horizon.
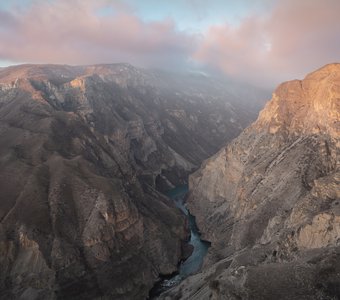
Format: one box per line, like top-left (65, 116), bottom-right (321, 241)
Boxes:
top-left (0, 0), bottom-right (340, 88)
top-left (1, 61), bottom-right (338, 92)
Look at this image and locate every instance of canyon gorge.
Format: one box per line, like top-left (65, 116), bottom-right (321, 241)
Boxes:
top-left (0, 62), bottom-right (338, 300)
top-left (160, 63), bottom-right (340, 300)
top-left (0, 63), bottom-right (266, 299)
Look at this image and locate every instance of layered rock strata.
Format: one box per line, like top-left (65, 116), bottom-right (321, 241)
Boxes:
top-left (160, 63), bottom-right (340, 299)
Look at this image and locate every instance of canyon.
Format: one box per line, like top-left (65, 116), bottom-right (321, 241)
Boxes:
top-left (0, 64), bottom-right (267, 299)
top-left (1, 62), bottom-right (338, 300)
top-left (159, 63), bottom-right (340, 299)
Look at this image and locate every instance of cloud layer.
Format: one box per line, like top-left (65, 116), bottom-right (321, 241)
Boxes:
top-left (194, 0), bottom-right (340, 86)
top-left (0, 0), bottom-right (196, 69)
top-left (0, 0), bottom-right (339, 87)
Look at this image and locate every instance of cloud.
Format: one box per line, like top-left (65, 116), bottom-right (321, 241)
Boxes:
top-left (0, 0), bottom-right (197, 69)
top-left (0, 0), bottom-right (339, 88)
top-left (194, 0), bottom-right (340, 87)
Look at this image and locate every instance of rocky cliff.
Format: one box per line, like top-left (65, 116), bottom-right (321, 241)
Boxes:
top-left (0, 64), bottom-right (266, 192)
top-left (159, 64), bottom-right (340, 299)
top-left (0, 64), bottom-right (266, 299)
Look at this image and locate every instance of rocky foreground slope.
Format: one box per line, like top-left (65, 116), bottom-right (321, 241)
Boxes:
top-left (159, 64), bottom-right (340, 299)
top-left (0, 64), bottom-right (266, 299)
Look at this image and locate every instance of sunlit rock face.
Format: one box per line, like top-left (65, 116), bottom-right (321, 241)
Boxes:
top-left (159, 64), bottom-right (340, 300)
top-left (0, 63), bottom-right (266, 299)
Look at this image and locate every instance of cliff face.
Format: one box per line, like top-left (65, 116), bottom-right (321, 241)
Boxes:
top-left (160, 64), bottom-right (340, 299)
top-left (0, 64), bottom-right (266, 299)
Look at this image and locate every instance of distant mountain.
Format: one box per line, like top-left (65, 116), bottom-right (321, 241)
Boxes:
top-left (0, 63), bottom-right (267, 299)
top-left (161, 64), bottom-right (340, 299)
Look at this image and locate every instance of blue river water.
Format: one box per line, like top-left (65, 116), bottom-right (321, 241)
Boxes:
top-left (149, 185), bottom-right (210, 296)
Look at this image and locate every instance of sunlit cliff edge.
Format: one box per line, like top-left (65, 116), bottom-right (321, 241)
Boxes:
top-left (160, 63), bottom-right (340, 300)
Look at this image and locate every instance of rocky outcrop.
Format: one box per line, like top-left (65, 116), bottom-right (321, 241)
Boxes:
top-left (0, 91), bottom-right (186, 299)
top-left (159, 64), bottom-right (340, 299)
top-left (0, 64), bottom-right (266, 299)
top-left (0, 64), bottom-right (267, 192)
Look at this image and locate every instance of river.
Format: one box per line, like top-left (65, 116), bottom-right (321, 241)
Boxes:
top-left (149, 185), bottom-right (210, 297)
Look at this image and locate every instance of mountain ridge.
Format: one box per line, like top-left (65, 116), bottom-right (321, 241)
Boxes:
top-left (0, 63), bottom-right (267, 299)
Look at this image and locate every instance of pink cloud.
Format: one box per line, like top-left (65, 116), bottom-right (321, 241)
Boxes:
top-left (194, 0), bottom-right (340, 87)
top-left (0, 0), bottom-right (196, 69)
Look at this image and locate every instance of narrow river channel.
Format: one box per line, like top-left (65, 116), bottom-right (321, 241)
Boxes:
top-left (149, 185), bottom-right (210, 297)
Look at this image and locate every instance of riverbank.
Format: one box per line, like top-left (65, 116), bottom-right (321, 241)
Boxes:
top-left (148, 186), bottom-right (210, 298)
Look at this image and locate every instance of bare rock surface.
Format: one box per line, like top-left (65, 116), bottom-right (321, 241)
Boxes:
top-left (159, 64), bottom-right (340, 299)
top-left (0, 64), bottom-right (266, 299)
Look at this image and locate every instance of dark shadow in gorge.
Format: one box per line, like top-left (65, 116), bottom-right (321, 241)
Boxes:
top-left (148, 185), bottom-right (211, 298)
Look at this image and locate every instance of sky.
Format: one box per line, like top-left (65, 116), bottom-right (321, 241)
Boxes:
top-left (0, 0), bottom-right (339, 88)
